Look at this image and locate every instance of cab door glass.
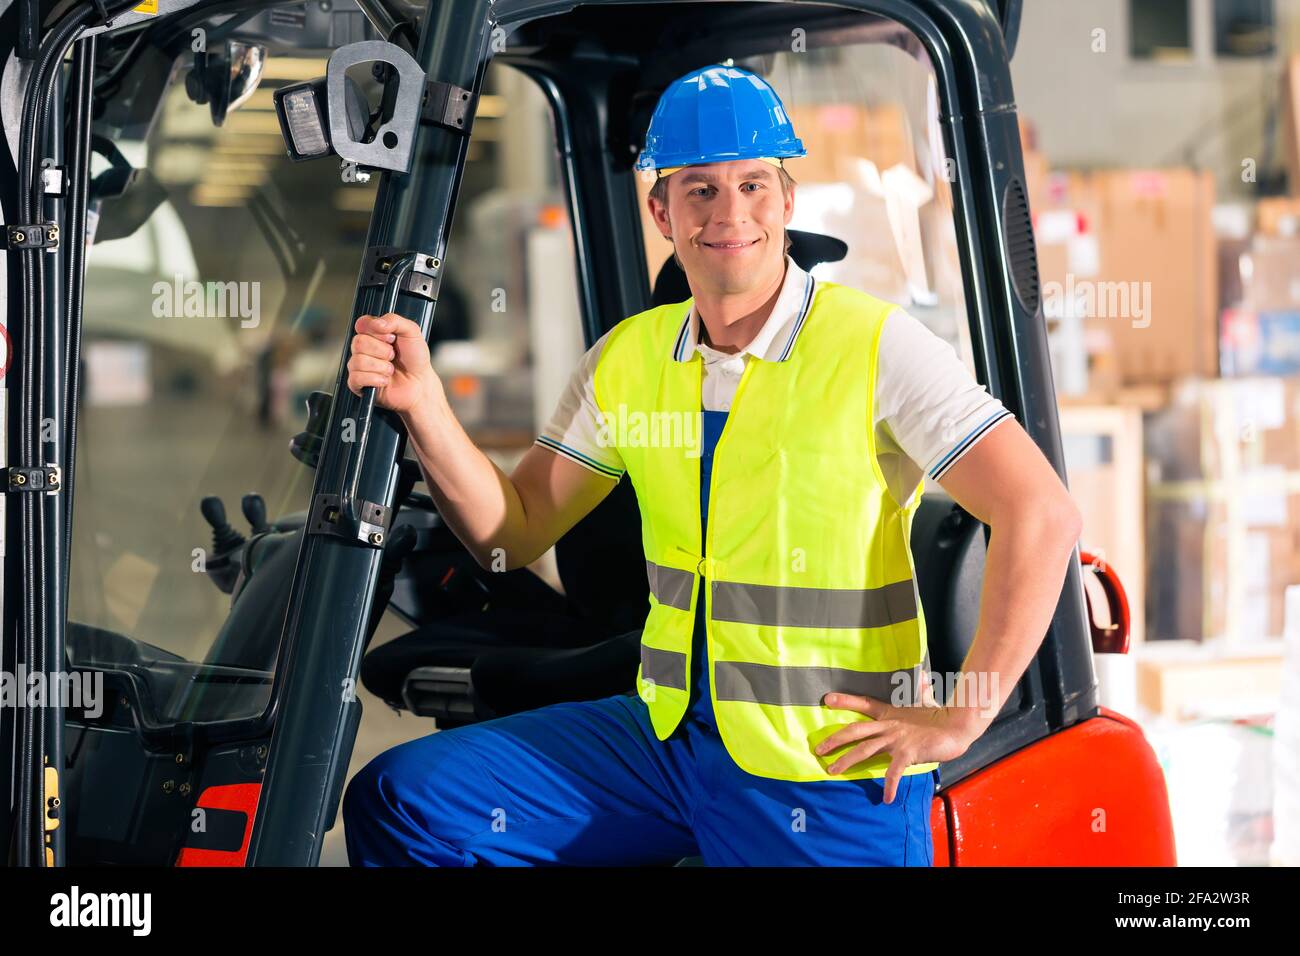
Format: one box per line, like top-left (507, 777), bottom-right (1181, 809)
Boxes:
top-left (70, 49), bottom-right (382, 721)
top-left (70, 30), bottom-right (578, 724)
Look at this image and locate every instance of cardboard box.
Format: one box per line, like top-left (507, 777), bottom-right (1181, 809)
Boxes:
top-left (1221, 308), bottom-right (1300, 376)
top-left (1058, 382), bottom-right (1171, 411)
top-left (1145, 377), bottom-right (1300, 645)
top-left (1034, 194), bottom-right (1111, 396)
top-left (1040, 169), bottom-right (1097, 213)
top-left (1137, 649), bottom-right (1282, 721)
top-left (1035, 169), bottom-right (1216, 387)
top-left (1034, 208), bottom-right (1098, 287)
top-left (1257, 196), bottom-right (1300, 237)
top-left (1087, 169), bottom-right (1219, 386)
top-left (793, 180), bottom-right (910, 304)
top-left (1239, 235), bottom-right (1300, 311)
top-left (1148, 496), bottom-right (1300, 642)
top-left (782, 104), bottom-right (914, 184)
top-left (1059, 405), bottom-right (1146, 644)
top-left (1147, 376), bottom-right (1300, 480)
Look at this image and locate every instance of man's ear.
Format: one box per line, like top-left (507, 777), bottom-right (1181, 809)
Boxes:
top-left (647, 194), bottom-right (673, 240)
top-left (782, 180), bottom-right (796, 225)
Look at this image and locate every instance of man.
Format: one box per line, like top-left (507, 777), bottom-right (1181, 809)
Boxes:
top-left (341, 65), bottom-right (1082, 866)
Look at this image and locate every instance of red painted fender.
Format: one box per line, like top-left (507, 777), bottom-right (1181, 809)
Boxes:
top-left (931, 708), bottom-right (1176, 865)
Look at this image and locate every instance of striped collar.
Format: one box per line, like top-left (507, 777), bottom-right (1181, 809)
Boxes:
top-left (670, 255), bottom-right (816, 363)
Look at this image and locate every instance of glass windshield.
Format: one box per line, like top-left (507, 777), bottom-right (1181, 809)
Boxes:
top-left (70, 45), bottom-right (378, 721)
top-left (67, 11), bottom-right (573, 724)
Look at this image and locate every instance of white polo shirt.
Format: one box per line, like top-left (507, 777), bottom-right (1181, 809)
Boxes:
top-left (535, 255), bottom-right (1014, 508)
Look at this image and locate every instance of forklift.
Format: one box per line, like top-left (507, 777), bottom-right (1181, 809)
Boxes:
top-left (1, 0), bottom-right (1176, 866)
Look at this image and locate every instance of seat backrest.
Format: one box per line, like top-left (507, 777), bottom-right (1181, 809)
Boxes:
top-left (908, 492), bottom-right (993, 690)
top-left (554, 476), bottom-right (648, 634)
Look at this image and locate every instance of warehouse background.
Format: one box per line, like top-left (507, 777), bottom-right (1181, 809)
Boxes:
top-left (63, 0), bottom-right (1298, 866)
top-left (1012, 0), bottom-right (1300, 867)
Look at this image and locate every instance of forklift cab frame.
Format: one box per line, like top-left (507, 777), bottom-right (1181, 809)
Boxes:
top-left (1, 0), bottom-right (1173, 867)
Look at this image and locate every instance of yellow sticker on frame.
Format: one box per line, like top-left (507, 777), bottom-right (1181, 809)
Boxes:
top-left (133, 0), bottom-right (158, 14)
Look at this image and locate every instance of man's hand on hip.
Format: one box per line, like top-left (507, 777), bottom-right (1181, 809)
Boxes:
top-left (815, 691), bottom-right (975, 804)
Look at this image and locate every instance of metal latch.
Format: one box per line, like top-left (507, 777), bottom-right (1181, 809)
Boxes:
top-left (421, 80), bottom-right (475, 135)
top-left (308, 492), bottom-right (391, 547)
top-left (7, 465), bottom-right (61, 494)
top-left (3, 224), bottom-right (59, 250)
top-left (359, 246), bottom-right (442, 301)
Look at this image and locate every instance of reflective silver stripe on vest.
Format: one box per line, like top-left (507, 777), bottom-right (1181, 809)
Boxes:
top-left (714, 661), bottom-right (928, 707)
top-left (646, 560), bottom-right (694, 611)
top-left (641, 645), bottom-right (687, 690)
top-left (710, 578), bottom-right (917, 628)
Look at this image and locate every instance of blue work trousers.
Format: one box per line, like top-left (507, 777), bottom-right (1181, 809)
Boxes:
top-left (343, 689), bottom-right (937, 866)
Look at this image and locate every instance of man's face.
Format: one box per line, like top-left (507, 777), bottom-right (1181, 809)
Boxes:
top-left (647, 160), bottom-right (795, 296)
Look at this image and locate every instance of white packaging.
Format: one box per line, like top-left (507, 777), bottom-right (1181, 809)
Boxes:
top-left (1273, 586), bottom-right (1300, 865)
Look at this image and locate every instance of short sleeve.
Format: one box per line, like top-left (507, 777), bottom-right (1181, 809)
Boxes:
top-left (873, 308), bottom-right (1015, 504)
top-left (534, 328), bottom-right (626, 481)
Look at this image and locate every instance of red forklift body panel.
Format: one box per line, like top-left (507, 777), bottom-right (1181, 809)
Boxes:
top-left (934, 708), bottom-right (1177, 865)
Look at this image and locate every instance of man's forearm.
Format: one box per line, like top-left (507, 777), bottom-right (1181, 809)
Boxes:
top-left (940, 500), bottom-right (1082, 743)
top-left (400, 389), bottom-right (536, 569)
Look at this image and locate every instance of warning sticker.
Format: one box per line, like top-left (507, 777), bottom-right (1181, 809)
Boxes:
top-left (133, 0), bottom-right (158, 14)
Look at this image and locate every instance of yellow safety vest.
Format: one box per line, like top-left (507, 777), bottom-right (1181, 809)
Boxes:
top-left (593, 279), bottom-right (939, 782)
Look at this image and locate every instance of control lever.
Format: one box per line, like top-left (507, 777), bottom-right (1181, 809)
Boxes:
top-left (290, 390), bottom-right (332, 469)
top-left (200, 496), bottom-right (246, 594)
top-left (293, 392), bottom-right (436, 518)
top-left (242, 493), bottom-right (271, 535)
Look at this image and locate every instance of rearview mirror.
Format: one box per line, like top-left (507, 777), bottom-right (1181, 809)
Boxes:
top-left (184, 40), bottom-right (267, 127)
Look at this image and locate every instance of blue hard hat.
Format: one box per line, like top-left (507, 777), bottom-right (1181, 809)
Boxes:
top-left (635, 65), bottom-right (806, 172)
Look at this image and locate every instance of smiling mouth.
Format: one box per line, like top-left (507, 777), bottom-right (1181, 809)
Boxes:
top-left (701, 238), bottom-right (762, 249)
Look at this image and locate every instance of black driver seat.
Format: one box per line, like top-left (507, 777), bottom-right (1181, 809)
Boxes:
top-left (359, 230), bottom-right (997, 726)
